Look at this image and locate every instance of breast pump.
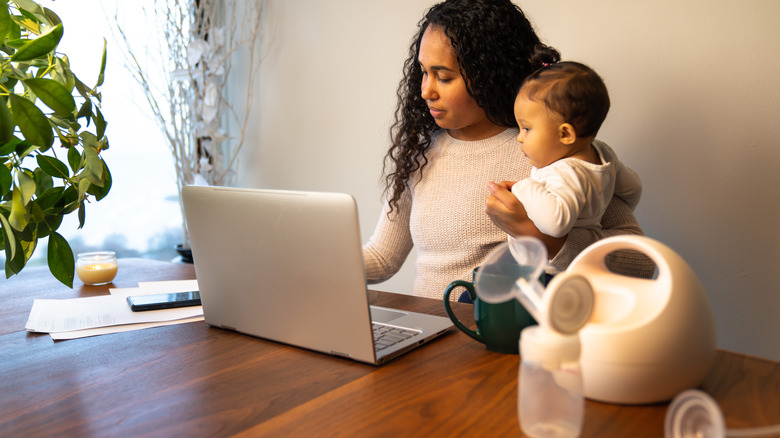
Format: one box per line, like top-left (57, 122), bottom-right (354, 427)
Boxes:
top-left (476, 236), bottom-right (595, 438)
top-left (476, 235), bottom-right (779, 438)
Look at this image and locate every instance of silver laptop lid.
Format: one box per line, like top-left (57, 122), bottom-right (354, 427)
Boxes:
top-left (182, 186), bottom-right (377, 363)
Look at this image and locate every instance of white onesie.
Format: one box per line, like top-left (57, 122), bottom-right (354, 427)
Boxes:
top-left (511, 140), bottom-right (641, 238)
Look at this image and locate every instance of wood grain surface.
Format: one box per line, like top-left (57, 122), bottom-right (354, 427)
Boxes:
top-left (2, 259), bottom-right (778, 437)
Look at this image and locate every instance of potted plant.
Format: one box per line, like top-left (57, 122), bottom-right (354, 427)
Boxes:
top-left (0, 0), bottom-right (110, 287)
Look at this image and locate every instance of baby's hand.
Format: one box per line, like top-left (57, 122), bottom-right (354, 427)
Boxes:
top-left (486, 181), bottom-right (529, 236)
top-left (491, 180), bottom-right (516, 192)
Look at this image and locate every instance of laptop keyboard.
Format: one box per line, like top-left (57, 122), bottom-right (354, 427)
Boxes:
top-left (372, 323), bottom-right (420, 351)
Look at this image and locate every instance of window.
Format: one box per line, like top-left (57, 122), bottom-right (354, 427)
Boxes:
top-left (6, 0), bottom-right (185, 269)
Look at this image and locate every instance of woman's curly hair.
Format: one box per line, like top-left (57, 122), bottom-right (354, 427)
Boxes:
top-left (382, 0), bottom-right (544, 213)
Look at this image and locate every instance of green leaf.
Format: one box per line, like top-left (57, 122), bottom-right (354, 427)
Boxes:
top-left (16, 169), bottom-right (36, 200)
top-left (10, 23), bottom-right (62, 62)
top-left (23, 78), bottom-right (76, 117)
top-left (76, 99), bottom-right (92, 119)
top-left (42, 7), bottom-right (62, 27)
top-left (74, 77), bottom-right (90, 99)
top-left (16, 220), bottom-right (35, 241)
top-left (55, 185), bottom-right (78, 214)
top-left (77, 199), bottom-right (84, 228)
top-left (0, 211), bottom-right (16, 260)
top-left (0, 97), bottom-right (14, 143)
top-left (81, 134), bottom-right (103, 180)
top-left (12, 0), bottom-right (47, 19)
top-left (14, 139), bottom-right (37, 159)
top-left (9, 185), bottom-right (29, 230)
top-left (20, 232), bottom-right (36, 263)
top-left (53, 57), bottom-right (76, 92)
top-left (27, 196), bottom-right (43, 222)
top-left (0, 162), bottom-right (11, 195)
top-left (86, 159), bottom-right (111, 201)
top-left (4, 235), bottom-right (25, 277)
top-left (2, 75), bottom-right (19, 92)
top-left (32, 166), bottom-right (52, 195)
top-left (77, 174), bottom-right (89, 199)
top-left (12, 16), bottom-right (40, 35)
top-left (36, 154), bottom-right (69, 178)
top-left (7, 10), bottom-right (19, 39)
top-left (9, 94), bottom-right (54, 149)
top-left (47, 231), bottom-right (74, 288)
top-left (0, 2), bottom-right (12, 44)
top-left (67, 144), bottom-right (81, 172)
top-left (49, 114), bottom-right (78, 132)
top-left (93, 106), bottom-right (106, 139)
top-left (38, 211), bottom-right (62, 238)
top-left (4, 37), bottom-right (26, 49)
top-left (0, 137), bottom-right (21, 156)
top-left (17, 168), bottom-right (36, 203)
top-left (34, 186), bottom-right (64, 211)
top-left (97, 38), bottom-right (107, 87)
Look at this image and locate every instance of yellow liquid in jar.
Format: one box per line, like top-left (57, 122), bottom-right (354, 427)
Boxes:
top-left (76, 262), bottom-right (118, 285)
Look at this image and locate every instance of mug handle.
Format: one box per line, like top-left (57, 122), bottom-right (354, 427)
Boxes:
top-left (443, 280), bottom-right (484, 344)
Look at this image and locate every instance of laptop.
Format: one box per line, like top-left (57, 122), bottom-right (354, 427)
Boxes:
top-left (181, 185), bottom-right (453, 365)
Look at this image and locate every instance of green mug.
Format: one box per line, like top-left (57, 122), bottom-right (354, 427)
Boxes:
top-left (443, 267), bottom-right (538, 354)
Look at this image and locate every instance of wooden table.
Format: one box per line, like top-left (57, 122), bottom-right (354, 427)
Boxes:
top-left (2, 258), bottom-right (779, 437)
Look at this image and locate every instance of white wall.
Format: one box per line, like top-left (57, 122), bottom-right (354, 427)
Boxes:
top-left (241, 0), bottom-right (426, 293)
top-left (242, 1), bottom-right (780, 361)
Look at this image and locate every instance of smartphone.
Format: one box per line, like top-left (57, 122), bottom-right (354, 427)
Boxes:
top-left (127, 291), bottom-right (202, 312)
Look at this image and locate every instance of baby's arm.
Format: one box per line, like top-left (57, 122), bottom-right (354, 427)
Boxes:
top-left (511, 167), bottom-right (587, 238)
top-left (486, 181), bottom-right (567, 256)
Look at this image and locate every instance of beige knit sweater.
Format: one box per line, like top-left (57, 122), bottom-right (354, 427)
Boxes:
top-left (362, 129), bottom-right (648, 300)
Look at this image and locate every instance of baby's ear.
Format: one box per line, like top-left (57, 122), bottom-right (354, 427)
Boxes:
top-left (559, 123), bottom-right (577, 145)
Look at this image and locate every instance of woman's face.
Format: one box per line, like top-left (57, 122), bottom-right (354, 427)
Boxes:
top-left (418, 26), bottom-right (502, 141)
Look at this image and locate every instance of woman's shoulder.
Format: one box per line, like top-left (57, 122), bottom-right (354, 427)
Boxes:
top-left (591, 139), bottom-right (619, 162)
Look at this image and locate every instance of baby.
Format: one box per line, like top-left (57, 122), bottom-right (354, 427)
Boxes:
top-left (511, 46), bottom-right (641, 242)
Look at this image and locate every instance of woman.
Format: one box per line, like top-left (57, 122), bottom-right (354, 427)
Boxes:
top-left (363, 0), bottom-right (649, 299)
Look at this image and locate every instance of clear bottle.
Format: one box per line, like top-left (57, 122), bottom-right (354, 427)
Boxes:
top-left (519, 325), bottom-right (584, 438)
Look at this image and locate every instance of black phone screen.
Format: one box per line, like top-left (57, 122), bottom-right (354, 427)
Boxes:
top-left (127, 291), bottom-right (202, 312)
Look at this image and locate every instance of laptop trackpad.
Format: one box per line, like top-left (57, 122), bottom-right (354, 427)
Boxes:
top-left (370, 306), bottom-right (408, 324)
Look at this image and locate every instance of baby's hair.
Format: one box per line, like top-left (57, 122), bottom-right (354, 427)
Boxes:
top-left (520, 45), bottom-right (610, 138)
top-left (529, 44), bottom-right (561, 68)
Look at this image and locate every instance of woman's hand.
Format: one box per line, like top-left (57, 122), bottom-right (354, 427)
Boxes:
top-left (485, 181), bottom-right (566, 257)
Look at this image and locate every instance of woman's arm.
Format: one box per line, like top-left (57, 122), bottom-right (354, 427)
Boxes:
top-left (362, 193), bottom-right (415, 284)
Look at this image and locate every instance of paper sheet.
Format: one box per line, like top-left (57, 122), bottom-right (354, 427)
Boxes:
top-left (25, 279), bottom-right (204, 340)
top-left (50, 316), bottom-right (204, 340)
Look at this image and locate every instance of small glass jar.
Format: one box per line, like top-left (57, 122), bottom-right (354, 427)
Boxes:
top-left (76, 251), bottom-right (118, 286)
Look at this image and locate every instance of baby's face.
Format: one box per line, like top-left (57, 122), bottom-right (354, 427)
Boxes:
top-left (514, 93), bottom-right (569, 168)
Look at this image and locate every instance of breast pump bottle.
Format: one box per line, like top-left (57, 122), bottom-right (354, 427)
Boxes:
top-left (517, 268), bottom-right (594, 438)
top-left (475, 237), bottom-right (595, 438)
